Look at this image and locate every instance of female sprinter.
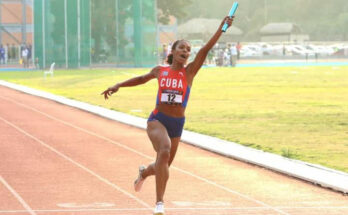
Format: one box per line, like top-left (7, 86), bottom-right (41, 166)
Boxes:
top-left (101, 16), bottom-right (234, 215)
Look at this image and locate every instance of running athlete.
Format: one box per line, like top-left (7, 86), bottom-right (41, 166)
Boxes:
top-left (101, 16), bottom-right (234, 215)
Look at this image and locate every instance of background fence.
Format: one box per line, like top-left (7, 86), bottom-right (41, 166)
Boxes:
top-left (34, 0), bottom-right (158, 69)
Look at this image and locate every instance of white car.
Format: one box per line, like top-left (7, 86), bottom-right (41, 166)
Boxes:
top-left (286, 45), bottom-right (315, 56)
top-left (306, 45), bottom-right (334, 56)
top-left (240, 45), bottom-right (262, 57)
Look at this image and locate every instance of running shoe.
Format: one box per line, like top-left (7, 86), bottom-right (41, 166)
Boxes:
top-left (153, 201), bottom-right (165, 215)
top-left (134, 165), bottom-right (146, 192)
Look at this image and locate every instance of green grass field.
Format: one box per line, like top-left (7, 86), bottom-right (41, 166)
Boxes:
top-left (1, 66), bottom-right (347, 172)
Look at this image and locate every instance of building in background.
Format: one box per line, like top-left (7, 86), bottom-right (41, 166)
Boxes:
top-left (259, 23), bottom-right (309, 42)
top-left (0, 0), bottom-right (32, 45)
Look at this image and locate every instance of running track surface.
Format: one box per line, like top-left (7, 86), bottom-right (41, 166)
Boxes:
top-left (0, 86), bottom-right (347, 215)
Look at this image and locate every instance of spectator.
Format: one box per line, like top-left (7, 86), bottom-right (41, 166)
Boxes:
top-left (282, 44), bottom-right (287, 57)
top-left (27, 44), bottom-right (32, 67)
top-left (229, 43), bottom-right (237, 67)
top-left (0, 45), bottom-right (5, 64)
top-left (5, 44), bottom-right (9, 64)
top-left (217, 48), bottom-right (224, 66)
top-left (21, 46), bottom-right (29, 68)
top-left (236, 41), bottom-right (242, 60)
top-left (224, 48), bottom-right (230, 66)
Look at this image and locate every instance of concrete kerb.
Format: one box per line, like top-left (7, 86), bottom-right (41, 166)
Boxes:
top-left (1, 80), bottom-right (347, 194)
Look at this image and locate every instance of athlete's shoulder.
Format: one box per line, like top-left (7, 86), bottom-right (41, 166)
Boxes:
top-left (149, 65), bottom-right (162, 78)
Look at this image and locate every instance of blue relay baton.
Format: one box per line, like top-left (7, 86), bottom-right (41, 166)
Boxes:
top-left (221, 2), bottom-right (238, 32)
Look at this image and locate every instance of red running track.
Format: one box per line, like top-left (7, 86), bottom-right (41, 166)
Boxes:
top-left (0, 86), bottom-right (347, 215)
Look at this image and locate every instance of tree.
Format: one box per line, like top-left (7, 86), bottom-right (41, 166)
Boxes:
top-left (157, 0), bottom-right (192, 24)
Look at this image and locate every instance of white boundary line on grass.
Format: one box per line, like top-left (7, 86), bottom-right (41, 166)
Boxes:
top-left (1, 80), bottom-right (348, 194)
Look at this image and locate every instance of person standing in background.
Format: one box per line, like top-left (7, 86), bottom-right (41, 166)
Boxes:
top-left (4, 44), bottom-right (9, 64)
top-left (27, 44), bottom-right (32, 67)
top-left (0, 45), bottom-right (5, 64)
top-left (229, 43), bottom-right (237, 67)
top-left (236, 41), bottom-right (242, 60)
top-left (21, 45), bottom-right (29, 68)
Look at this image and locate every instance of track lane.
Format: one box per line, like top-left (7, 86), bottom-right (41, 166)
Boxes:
top-left (0, 118), bottom-right (151, 214)
top-left (1, 89), bottom-right (274, 214)
top-left (0, 86), bottom-right (347, 215)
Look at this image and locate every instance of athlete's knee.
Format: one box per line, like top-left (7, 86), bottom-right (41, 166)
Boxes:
top-left (158, 148), bottom-right (171, 162)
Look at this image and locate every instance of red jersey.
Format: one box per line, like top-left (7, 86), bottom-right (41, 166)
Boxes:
top-left (156, 66), bottom-right (191, 107)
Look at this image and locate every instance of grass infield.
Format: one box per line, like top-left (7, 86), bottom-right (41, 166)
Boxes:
top-left (1, 66), bottom-right (347, 172)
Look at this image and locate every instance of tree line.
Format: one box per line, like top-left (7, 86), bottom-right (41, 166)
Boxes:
top-left (180, 0), bottom-right (348, 41)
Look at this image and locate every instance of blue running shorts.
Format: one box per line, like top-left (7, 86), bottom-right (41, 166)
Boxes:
top-left (148, 111), bottom-right (185, 138)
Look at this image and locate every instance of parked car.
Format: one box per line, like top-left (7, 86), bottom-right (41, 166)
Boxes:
top-left (286, 45), bottom-right (315, 56)
top-left (240, 45), bottom-right (262, 57)
top-left (306, 45), bottom-right (334, 56)
top-left (332, 45), bottom-right (348, 56)
top-left (240, 46), bottom-right (261, 57)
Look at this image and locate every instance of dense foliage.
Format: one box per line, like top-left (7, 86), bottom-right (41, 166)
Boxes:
top-left (183, 0), bottom-right (348, 41)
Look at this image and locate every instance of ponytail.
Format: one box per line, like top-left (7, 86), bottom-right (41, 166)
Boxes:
top-left (166, 53), bottom-right (173, 65)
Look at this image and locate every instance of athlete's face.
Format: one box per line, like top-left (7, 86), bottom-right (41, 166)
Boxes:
top-left (173, 41), bottom-right (191, 64)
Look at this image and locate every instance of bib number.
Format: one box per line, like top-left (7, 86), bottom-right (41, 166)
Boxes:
top-left (167, 94), bottom-right (176, 102)
top-left (160, 90), bottom-right (183, 104)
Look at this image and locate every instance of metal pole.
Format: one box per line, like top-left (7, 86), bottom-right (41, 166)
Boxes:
top-left (22, 0), bottom-right (27, 43)
top-left (77, 0), bottom-right (80, 68)
top-left (0, 0), bottom-right (2, 44)
top-left (32, 0), bottom-right (35, 68)
top-left (42, 0), bottom-right (46, 68)
top-left (115, 0), bottom-right (119, 63)
top-left (89, 0), bottom-right (92, 66)
top-left (154, 0), bottom-right (160, 64)
top-left (133, 0), bottom-right (142, 67)
top-left (64, 0), bottom-right (68, 68)
top-left (264, 0), bottom-right (268, 24)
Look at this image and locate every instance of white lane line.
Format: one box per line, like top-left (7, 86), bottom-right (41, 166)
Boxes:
top-left (0, 176), bottom-right (37, 215)
top-left (0, 95), bottom-right (290, 215)
top-left (0, 206), bottom-right (347, 213)
top-left (0, 116), bottom-right (151, 210)
top-left (171, 165), bottom-right (290, 215)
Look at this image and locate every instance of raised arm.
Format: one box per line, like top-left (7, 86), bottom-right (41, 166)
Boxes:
top-left (101, 66), bottom-right (159, 100)
top-left (186, 16), bottom-right (234, 78)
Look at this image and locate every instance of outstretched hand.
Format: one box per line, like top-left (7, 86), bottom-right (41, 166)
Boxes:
top-left (220, 16), bottom-right (234, 30)
top-left (101, 84), bottom-right (119, 100)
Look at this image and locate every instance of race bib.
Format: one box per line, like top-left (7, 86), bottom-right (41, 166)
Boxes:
top-left (160, 90), bottom-right (183, 104)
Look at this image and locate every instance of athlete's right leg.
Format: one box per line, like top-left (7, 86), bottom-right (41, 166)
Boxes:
top-left (141, 136), bottom-right (181, 179)
top-left (146, 120), bottom-right (171, 204)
